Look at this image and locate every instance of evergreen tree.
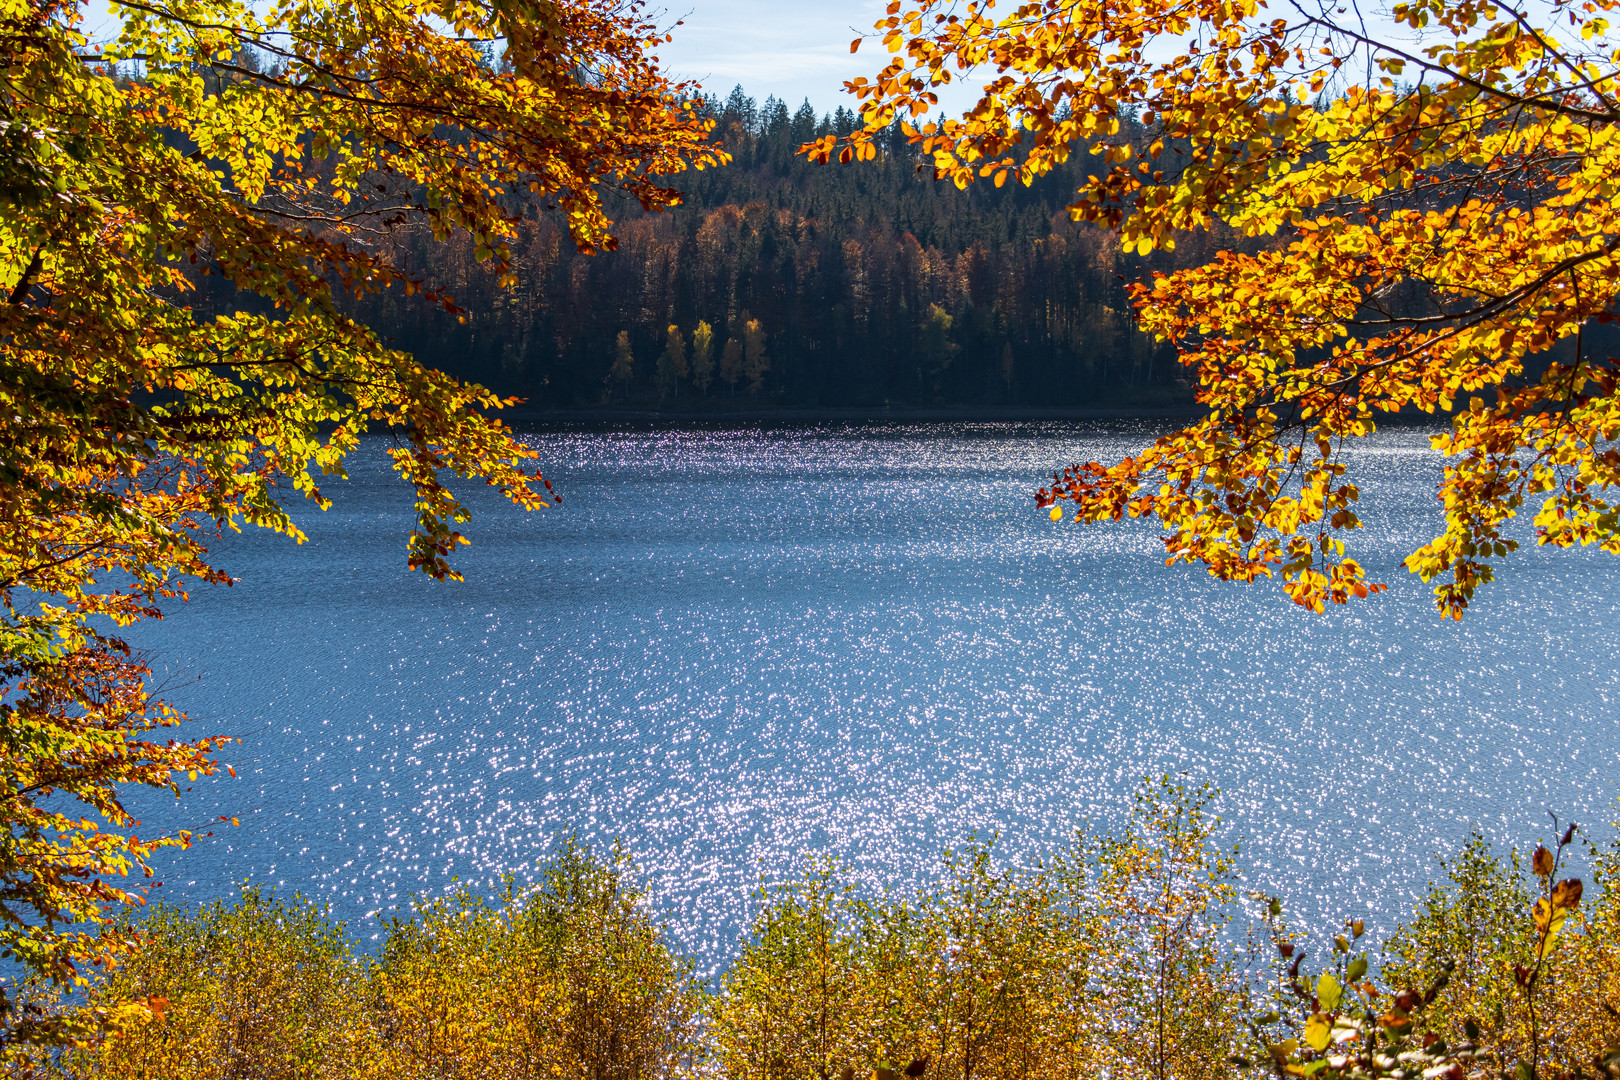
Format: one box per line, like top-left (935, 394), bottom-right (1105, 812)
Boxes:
top-left (762, 95), bottom-right (789, 136)
top-left (723, 85), bottom-right (757, 134)
top-left (610, 330), bottom-right (634, 400)
top-left (720, 337), bottom-right (744, 397)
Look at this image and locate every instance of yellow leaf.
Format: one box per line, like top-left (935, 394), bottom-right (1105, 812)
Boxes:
top-left (1304, 1013), bottom-right (1331, 1052)
top-left (1317, 973), bottom-right (1342, 1011)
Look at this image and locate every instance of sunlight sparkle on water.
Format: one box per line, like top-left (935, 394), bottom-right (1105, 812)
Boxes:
top-left (128, 422), bottom-right (1620, 971)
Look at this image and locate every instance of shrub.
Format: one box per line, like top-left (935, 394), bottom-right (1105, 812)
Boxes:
top-left (37, 793), bottom-right (1620, 1080)
top-left (364, 839), bottom-right (703, 1080)
top-left (57, 841), bottom-right (703, 1080)
top-left (713, 777), bottom-right (1243, 1080)
top-left (1248, 820), bottom-right (1620, 1080)
top-left (72, 886), bottom-right (366, 1080)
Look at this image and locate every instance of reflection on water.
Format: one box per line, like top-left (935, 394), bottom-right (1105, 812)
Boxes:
top-left (126, 422), bottom-right (1620, 970)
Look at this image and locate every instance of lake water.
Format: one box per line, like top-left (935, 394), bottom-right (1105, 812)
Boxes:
top-left (126, 421), bottom-right (1620, 970)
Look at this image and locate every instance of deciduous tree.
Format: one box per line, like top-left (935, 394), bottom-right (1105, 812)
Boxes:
top-left (743, 316), bottom-right (770, 394)
top-left (0, 0), bottom-right (720, 1044)
top-left (612, 329), bottom-right (637, 399)
top-left (656, 323), bottom-right (687, 399)
top-left (691, 320), bottom-right (715, 394)
top-left (822, 0), bottom-right (1620, 616)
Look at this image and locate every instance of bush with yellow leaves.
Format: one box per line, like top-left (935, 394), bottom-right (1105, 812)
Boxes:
top-left (52, 885), bottom-right (367, 1080)
top-left (713, 777), bottom-right (1245, 1080)
top-left (28, 786), bottom-right (1620, 1080)
top-left (56, 840), bottom-right (703, 1080)
top-left (1245, 817), bottom-right (1620, 1080)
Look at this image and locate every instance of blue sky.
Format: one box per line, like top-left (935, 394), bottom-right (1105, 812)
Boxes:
top-left (655, 1), bottom-right (892, 112)
top-left (80, 0), bottom-right (959, 116)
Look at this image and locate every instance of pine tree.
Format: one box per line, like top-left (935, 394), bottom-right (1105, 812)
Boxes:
top-left (610, 330), bottom-right (634, 401)
top-left (719, 336), bottom-right (744, 397)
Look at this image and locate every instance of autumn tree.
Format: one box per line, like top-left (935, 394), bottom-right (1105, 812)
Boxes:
top-left (715, 778), bottom-right (1243, 1080)
top-left (691, 320), bottom-right (715, 394)
top-left (822, 0), bottom-right (1620, 616)
top-left (0, 0), bottom-right (720, 1047)
top-left (743, 316), bottom-right (770, 394)
top-left (919, 303), bottom-right (958, 392)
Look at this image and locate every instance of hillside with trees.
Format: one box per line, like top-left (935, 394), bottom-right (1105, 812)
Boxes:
top-left (356, 88), bottom-right (1212, 411)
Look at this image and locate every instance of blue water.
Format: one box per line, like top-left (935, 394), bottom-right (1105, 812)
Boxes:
top-left (125, 421), bottom-right (1620, 969)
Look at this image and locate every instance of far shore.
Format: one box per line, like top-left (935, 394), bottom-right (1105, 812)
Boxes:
top-left (499, 404), bottom-right (1201, 426)
top-left (494, 403), bottom-right (1453, 428)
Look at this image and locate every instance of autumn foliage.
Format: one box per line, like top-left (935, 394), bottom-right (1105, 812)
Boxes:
top-left (819, 0), bottom-right (1620, 616)
top-left (0, 0), bottom-right (720, 1044)
top-left (61, 841), bottom-right (703, 1080)
top-left (27, 785), bottom-right (1620, 1080)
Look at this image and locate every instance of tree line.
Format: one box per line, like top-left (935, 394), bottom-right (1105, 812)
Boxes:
top-left (352, 88), bottom-right (1224, 411)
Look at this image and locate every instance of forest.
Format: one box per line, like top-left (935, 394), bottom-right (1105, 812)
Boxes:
top-left (353, 88), bottom-right (1213, 412)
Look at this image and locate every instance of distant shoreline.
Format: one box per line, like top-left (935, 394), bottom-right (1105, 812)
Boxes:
top-left (496, 404), bottom-right (1450, 427)
top-left (499, 405), bottom-right (1202, 425)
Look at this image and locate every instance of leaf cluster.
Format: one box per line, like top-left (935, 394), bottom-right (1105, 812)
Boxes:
top-left (830, 0), bottom-right (1620, 614)
top-left (0, 0), bottom-right (718, 1044)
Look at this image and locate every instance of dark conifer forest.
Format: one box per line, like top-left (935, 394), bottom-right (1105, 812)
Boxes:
top-left (353, 89), bottom-right (1228, 411)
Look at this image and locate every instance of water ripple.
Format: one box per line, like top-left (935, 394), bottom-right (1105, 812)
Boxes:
top-left (125, 421), bottom-right (1620, 973)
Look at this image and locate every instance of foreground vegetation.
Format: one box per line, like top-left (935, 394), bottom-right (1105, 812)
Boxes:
top-left (13, 780), bottom-right (1618, 1080)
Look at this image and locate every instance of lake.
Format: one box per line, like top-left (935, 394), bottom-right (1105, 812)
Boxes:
top-left (125, 421), bottom-right (1620, 970)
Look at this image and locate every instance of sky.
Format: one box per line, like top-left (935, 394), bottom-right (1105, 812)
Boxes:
top-left (653, 0), bottom-right (895, 113)
top-left (81, 0), bottom-right (938, 115)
